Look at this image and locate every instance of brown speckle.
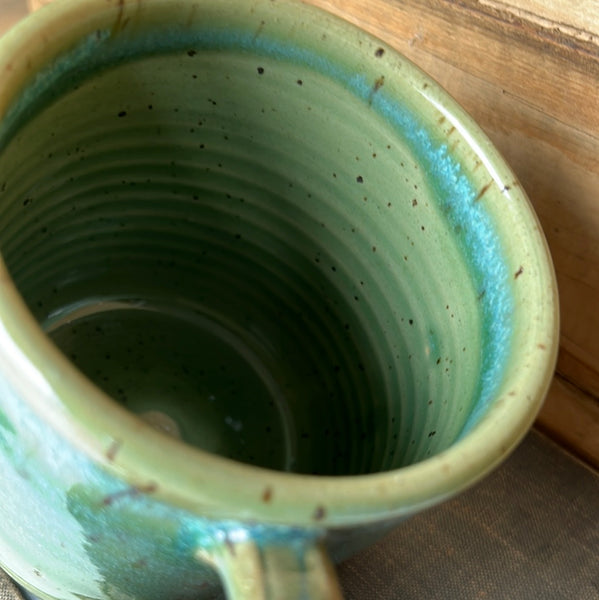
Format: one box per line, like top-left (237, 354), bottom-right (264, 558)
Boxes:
top-left (356, 175), bottom-right (364, 183)
top-left (372, 75), bottom-right (385, 94)
top-left (132, 558), bottom-right (147, 569)
top-left (368, 75), bottom-right (385, 105)
top-left (112, 0), bottom-right (126, 33)
top-left (253, 20), bottom-right (266, 41)
top-left (297, 79), bottom-right (303, 85)
top-left (537, 343), bottom-right (547, 350)
top-left (475, 181), bottom-right (493, 202)
top-left (106, 439), bottom-right (122, 462)
top-left (262, 486), bottom-right (273, 503)
top-left (139, 482), bottom-right (158, 494)
top-left (313, 505), bottom-right (327, 521)
top-left (412, 198), bottom-right (418, 206)
top-left (224, 535), bottom-right (236, 556)
top-left (375, 47), bottom-right (385, 57)
top-left (514, 266), bottom-right (524, 279)
top-left (102, 482), bottom-right (157, 506)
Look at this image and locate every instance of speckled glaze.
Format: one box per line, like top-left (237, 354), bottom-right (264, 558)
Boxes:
top-left (0, 0), bottom-right (558, 599)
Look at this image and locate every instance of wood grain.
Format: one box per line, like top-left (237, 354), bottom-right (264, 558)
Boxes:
top-left (0, 0), bottom-right (27, 31)
top-left (478, 0), bottom-right (599, 39)
top-left (537, 376), bottom-right (599, 470)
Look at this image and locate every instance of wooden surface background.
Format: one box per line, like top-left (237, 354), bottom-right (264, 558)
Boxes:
top-left (1, 0), bottom-right (598, 467)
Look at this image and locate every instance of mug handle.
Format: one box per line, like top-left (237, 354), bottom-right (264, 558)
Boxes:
top-left (197, 535), bottom-right (344, 599)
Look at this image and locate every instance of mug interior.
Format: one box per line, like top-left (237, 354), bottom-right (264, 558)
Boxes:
top-left (0, 5), bottom-right (516, 478)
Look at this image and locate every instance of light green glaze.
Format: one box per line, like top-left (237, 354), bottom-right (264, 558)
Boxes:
top-left (0, 0), bottom-right (558, 599)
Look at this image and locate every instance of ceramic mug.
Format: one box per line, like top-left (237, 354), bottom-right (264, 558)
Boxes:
top-left (0, 0), bottom-right (558, 598)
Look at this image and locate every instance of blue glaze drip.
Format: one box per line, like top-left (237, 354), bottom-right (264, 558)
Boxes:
top-left (365, 95), bottom-right (513, 432)
top-left (0, 24), bottom-right (513, 433)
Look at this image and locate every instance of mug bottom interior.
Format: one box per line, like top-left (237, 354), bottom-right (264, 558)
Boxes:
top-left (44, 296), bottom-right (300, 473)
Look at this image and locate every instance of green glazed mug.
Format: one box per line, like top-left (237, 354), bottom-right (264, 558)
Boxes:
top-left (0, 0), bottom-right (559, 598)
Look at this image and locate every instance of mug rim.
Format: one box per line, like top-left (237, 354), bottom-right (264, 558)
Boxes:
top-left (0, 0), bottom-right (559, 527)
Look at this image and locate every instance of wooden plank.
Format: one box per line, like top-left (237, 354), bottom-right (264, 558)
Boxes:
top-left (0, 0), bottom-right (27, 32)
top-left (477, 0), bottom-right (599, 39)
top-left (537, 376), bottom-right (599, 470)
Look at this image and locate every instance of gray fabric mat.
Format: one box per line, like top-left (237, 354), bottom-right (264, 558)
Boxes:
top-left (0, 575), bottom-right (19, 600)
top-left (2, 431), bottom-right (598, 599)
top-left (339, 431), bottom-right (599, 599)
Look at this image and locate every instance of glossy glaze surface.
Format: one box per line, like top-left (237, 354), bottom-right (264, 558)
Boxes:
top-left (0, 0), bottom-right (558, 598)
